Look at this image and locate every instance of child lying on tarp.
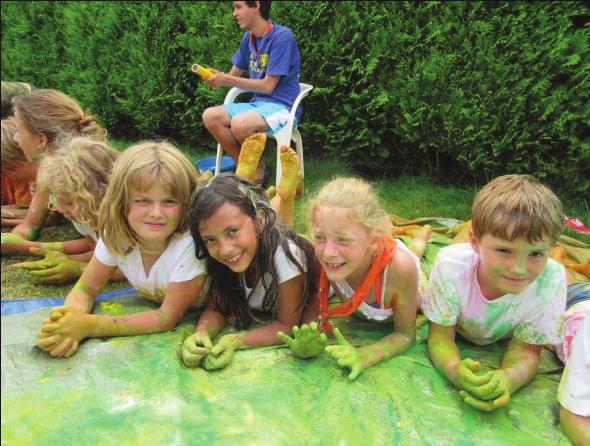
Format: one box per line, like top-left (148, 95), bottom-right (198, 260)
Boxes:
top-left (36, 142), bottom-right (209, 357)
top-left (278, 177), bottom-right (430, 380)
top-left (423, 174), bottom-right (567, 412)
top-left (11, 137), bottom-right (122, 283)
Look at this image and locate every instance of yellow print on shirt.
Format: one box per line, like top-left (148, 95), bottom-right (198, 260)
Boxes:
top-left (249, 53), bottom-right (269, 73)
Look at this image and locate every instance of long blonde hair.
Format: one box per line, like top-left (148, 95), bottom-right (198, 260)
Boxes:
top-left (13, 89), bottom-right (106, 150)
top-left (98, 141), bottom-right (199, 255)
top-left (1, 117), bottom-right (27, 172)
top-left (306, 177), bottom-right (393, 239)
top-left (38, 137), bottom-right (119, 233)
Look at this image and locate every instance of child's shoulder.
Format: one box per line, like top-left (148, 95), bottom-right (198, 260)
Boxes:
top-left (534, 257), bottom-right (567, 286)
top-left (436, 243), bottom-right (476, 266)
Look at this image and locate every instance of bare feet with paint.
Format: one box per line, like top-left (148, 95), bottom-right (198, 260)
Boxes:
top-left (276, 146), bottom-right (300, 202)
top-left (235, 133), bottom-right (267, 182)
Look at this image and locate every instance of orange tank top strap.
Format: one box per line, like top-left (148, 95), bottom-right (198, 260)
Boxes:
top-left (318, 236), bottom-right (396, 334)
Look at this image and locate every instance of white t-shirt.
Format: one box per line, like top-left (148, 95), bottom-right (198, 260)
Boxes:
top-left (95, 232), bottom-right (208, 307)
top-left (558, 314), bottom-right (590, 416)
top-left (240, 240), bottom-right (306, 312)
top-left (422, 243), bottom-right (566, 345)
top-left (72, 220), bottom-right (99, 242)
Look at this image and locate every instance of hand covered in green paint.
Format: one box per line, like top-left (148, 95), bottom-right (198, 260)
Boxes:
top-left (455, 358), bottom-right (505, 401)
top-left (325, 328), bottom-right (363, 380)
top-left (202, 334), bottom-right (244, 371)
top-left (14, 248), bottom-right (84, 283)
top-left (37, 307), bottom-right (83, 358)
top-left (459, 369), bottom-right (512, 411)
top-left (182, 330), bottom-right (213, 367)
top-left (1, 232), bottom-right (26, 255)
top-left (278, 322), bottom-right (327, 359)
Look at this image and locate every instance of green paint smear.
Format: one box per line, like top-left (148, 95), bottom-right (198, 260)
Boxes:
top-left (1, 294), bottom-right (569, 445)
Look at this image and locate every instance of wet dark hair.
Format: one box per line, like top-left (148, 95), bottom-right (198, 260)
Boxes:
top-left (245, 1), bottom-right (271, 20)
top-left (188, 174), bottom-right (318, 329)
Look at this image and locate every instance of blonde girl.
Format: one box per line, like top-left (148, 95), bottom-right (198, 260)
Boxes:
top-left (1, 89), bottom-right (106, 252)
top-left (13, 137), bottom-right (121, 283)
top-left (37, 142), bottom-right (208, 358)
top-left (279, 177), bottom-right (424, 380)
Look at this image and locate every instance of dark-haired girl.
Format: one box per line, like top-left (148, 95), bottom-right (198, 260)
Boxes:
top-left (182, 172), bottom-right (319, 370)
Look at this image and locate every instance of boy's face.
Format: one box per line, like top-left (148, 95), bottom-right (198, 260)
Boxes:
top-left (233, 1), bottom-right (259, 30)
top-left (470, 232), bottom-right (552, 300)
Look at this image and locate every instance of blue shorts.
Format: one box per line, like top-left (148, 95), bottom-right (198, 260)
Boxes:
top-left (224, 101), bottom-right (297, 134)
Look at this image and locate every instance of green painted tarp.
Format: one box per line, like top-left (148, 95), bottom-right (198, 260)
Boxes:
top-left (1, 293), bottom-right (571, 445)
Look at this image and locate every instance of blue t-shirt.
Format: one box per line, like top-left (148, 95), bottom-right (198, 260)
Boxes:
top-left (232, 22), bottom-right (302, 119)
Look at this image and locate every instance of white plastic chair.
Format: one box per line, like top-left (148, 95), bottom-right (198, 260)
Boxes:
top-left (214, 82), bottom-right (313, 185)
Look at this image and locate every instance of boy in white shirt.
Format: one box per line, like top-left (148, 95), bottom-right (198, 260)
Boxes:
top-left (423, 174), bottom-right (567, 411)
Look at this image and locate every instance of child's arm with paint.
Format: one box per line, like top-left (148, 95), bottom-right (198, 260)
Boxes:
top-left (8, 188), bottom-right (50, 242)
top-left (39, 257), bottom-right (207, 357)
top-left (428, 323), bottom-right (506, 407)
top-left (459, 337), bottom-right (541, 411)
top-left (37, 255), bottom-right (114, 357)
top-left (326, 255), bottom-right (421, 380)
top-left (201, 274), bottom-right (306, 370)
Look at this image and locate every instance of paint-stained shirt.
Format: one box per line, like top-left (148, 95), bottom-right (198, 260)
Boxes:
top-left (558, 314), bottom-right (590, 416)
top-left (240, 240), bottom-right (306, 312)
top-left (94, 232), bottom-right (208, 308)
top-left (422, 243), bottom-right (566, 346)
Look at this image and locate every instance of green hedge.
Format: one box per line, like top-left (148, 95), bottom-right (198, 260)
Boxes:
top-left (2, 1), bottom-right (588, 195)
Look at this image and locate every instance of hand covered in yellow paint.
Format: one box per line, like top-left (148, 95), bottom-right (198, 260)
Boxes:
top-left (278, 322), bottom-right (327, 359)
top-left (182, 330), bottom-right (213, 367)
top-left (37, 306), bottom-right (92, 357)
top-left (14, 247), bottom-right (84, 283)
top-left (325, 328), bottom-right (362, 380)
top-left (459, 369), bottom-right (512, 411)
top-left (455, 358), bottom-right (506, 402)
top-left (202, 333), bottom-right (244, 371)
top-left (37, 307), bottom-right (85, 358)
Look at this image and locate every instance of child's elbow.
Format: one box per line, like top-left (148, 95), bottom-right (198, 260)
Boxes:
top-left (152, 310), bottom-right (179, 332)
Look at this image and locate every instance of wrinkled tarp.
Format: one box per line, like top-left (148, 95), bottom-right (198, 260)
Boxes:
top-left (1, 292), bottom-right (569, 446)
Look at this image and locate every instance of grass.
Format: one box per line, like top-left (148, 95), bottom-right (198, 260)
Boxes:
top-left (2, 139), bottom-right (588, 300)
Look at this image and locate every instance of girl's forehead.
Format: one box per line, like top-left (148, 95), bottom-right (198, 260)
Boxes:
top-left (313, 206), bottom-right (366, 233)
top-left (129, 179), bottom-right (174, 195)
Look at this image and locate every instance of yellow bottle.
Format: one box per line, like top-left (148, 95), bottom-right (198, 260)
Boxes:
top-left (191, 64), bottom-right (214, 80)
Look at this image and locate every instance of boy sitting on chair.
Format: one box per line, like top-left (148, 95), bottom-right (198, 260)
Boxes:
top-left (201, 1), bottom-right (301, 186)
top-left (423, 174), bottom-right (567, 411)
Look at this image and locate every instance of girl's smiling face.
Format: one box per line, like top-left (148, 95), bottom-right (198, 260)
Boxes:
top-left (198, 201), bottom-right (258, 273)
top-left (127, 182), bottom-right (181, 254)
top-left (312, 205), bottom-right (377, 283)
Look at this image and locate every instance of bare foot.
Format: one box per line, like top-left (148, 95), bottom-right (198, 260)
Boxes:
top-left (235, 133), bottom-right (267, 182)
top-left (276, 146), bottom-right (300, 202)
top-left (408, 224), bottom-right (432, 258)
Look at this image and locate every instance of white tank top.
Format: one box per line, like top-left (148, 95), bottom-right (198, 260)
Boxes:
top-left (329, 241), bottom-right (423, 323)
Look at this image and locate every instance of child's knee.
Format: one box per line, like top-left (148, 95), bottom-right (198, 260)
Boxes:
top-left (230, 117), bottom-right (252, 140)
top-left (202, 106), bottom-right (226, 127)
